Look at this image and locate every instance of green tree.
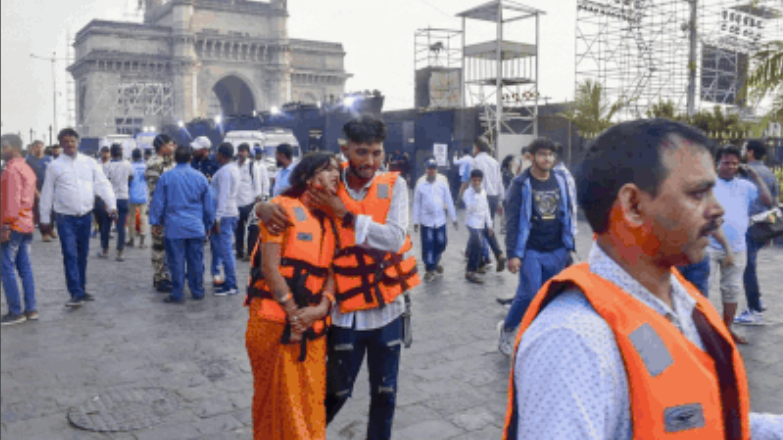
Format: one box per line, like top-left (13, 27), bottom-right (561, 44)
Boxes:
top-left (561, 79), bottom-right (626, 134)
top-left (741, 40), bottom-right (783, 124)
top-left (645, 99), bottom-right (679, 119)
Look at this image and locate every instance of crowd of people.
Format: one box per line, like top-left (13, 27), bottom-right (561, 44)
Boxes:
top-left (1, 114), bottom-right (782, 439)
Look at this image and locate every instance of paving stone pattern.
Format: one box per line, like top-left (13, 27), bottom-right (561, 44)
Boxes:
top-left (2, 219), bottom-right (781, 439)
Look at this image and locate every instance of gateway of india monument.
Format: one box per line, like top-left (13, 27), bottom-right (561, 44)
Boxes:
top-left (68, 0), bottom-right (350, 137)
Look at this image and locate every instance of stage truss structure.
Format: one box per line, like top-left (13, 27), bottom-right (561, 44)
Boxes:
top-left (575, 0), bottom-right (783, 121)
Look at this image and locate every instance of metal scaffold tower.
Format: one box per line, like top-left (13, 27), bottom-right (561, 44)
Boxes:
top-left (414, 28), bottom-right (463, 110)
top-left (575, 0), bottom-right (783, 121)
top-left (457, 0), bottom-right (545, 153)
top-left (83, 77), bottom-right (175, 136)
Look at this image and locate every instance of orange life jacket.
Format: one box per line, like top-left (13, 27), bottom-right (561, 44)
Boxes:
top-left (245, 196), bottom-right (336, 362)
top-left (503, 263), bottom-right (751, 440)
top-left (332, 170), bottom-right (420, 313)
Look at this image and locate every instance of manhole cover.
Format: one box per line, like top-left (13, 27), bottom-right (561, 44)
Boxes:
top-left (68, 388), bottom-right (179, 432)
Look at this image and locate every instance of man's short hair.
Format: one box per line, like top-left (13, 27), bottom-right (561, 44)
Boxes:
top-left (57, 128), bottom-right (79, 143)
top-left (132, 148), bottom-right (143, 160)
top-left (528, 138), bottom-right (557, 155)
top-left (153, 134), bottom-right (173, 153)
top-left (110, 144), bottom-right (123, 158)
top-left (237, 143), bottom-right (250, 153)
top-left (276, 143), bottom-right (293, 160)
top-left (470, 169), bottom-right (484, 179)
top-left (100, 146), bottom-right (110, 154)
top-left (474, 137), bottom-right (491, 153)
top-left (174, 145), bottom-right (192, 164)
top-left (217, 142), bottom-right (234, 159)
top-left (343, 114), bottom-right (388, 145)
top-left (577, 118), bottom-right (714, 234)
top-left (1, 134), bottom-right (23, 150)
top-left (32, 140), bottom-right (44, 147)
top-left (745, 139), bottom-right (767, 160)
top-left (715, 145), bottom-right (742, 164)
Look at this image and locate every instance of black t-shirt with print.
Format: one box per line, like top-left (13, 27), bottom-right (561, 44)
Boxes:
top-left (526, 173), bottom-right (563, 252)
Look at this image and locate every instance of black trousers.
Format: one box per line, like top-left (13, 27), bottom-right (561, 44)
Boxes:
top-left (235, 203), bottom-right (255, 258)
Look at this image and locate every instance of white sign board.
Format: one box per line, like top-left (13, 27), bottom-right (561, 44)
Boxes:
top-left (433, 143), bottom-right (448, 167)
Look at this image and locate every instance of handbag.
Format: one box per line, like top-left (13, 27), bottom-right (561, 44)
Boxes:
top-left (748, 207), bottom-right (783, 243)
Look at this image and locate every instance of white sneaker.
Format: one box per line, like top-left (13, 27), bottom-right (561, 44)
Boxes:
top-left (497, 321), bottom-right (515, 356)
top-left (734, 309), bottom-right (764, 326)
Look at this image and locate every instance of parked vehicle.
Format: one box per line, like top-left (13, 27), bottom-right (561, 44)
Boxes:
top-left (223, 128), bottom-right (301, 174)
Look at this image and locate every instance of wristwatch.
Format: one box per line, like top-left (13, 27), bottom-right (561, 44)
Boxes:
top-left (341, 211), bottom-right (355, 228)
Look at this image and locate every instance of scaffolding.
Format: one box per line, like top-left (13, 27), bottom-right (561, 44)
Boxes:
top-left (414, 28), bottom-right (463, 109)
top-left (83, 77), bottom-right (175, 136)
top-left (457, 0), bottom-right (545, 151)
top-left (575, 0), bottom-right (783, 121)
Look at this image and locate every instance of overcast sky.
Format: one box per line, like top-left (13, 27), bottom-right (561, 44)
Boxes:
top-left (1, 0), bottom-right (576, 140)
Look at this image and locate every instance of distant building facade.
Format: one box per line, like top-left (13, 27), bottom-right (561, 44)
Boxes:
top-left (68, 0), bottom-right (350, 137)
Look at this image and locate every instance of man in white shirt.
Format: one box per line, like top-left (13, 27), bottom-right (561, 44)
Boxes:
top-left (470, 137), bottom-right (505, 221)
top-left (210, 143), bottom-right (241, 296)
top-left (234, 143), bottom-right (263, 262)
top-left (101, 144), bottom-right (134, 261)
top-left (39, 128), bottom-right (117, 308)
top-left (462, 169), bottom-right (506, 284)
top-left (413, 159), bottom-right (457, 281)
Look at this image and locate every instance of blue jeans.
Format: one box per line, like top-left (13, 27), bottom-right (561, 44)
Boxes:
top-left (326, 317), bottom-right (403, 440)
top-left (209, 232), bottom-right (222, 278)
top-left (743, 232), bottom-right (762, 312)
top-left (165, 237), bottom-right (205, 300)
top-left (678, 254), bottom-right (710, 297)
top-left (504, 247), bottom-right (569, 330)
top-left (57, 213), bottom-right (92, 299)
top-left (467, 227), bottom-right (501, 272)
top-left (216, 217), bottom-right (238, 289)
top-left (1, 231), bottom-right (36, 315)
top-left (420, 225), bottom-right (447, 272)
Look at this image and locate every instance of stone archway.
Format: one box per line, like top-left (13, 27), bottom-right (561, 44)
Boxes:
top-left (211, 75), bottom-right (256, 116)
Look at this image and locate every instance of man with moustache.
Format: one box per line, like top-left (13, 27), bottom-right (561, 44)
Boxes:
top-left (497, 137), bottom-right (576, 356)
top-left (271, 143), bottom-right (297, 197)
top-left (39, 128), bottom-right (117, 308)
top-left (257, 115), bottom-right (420, 440)
top-left (502, 119), bottom-right (781, 439)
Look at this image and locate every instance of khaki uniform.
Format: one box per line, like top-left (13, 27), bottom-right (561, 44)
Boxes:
top-left (145, 154), bottom-right (175, 283)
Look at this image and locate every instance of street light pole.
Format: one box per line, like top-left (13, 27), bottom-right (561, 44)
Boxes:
top-left (31, 51), bottom-right (67, 136)
top-left (686, 0), bottom-right (698, 118)
top-left (49, 125), bottom-right (53, 145)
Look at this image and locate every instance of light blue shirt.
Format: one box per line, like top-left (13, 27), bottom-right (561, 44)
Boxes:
top-left (454, 154), bottom-right (472, 183)
top-left (149, 163), bottom-right (214, 239)
top-left (512, 243), bottom-right (782, 439)
top-left (272, 161), bottom-right (298, 197)
top-left (709, 177), bottom-right (758, 253)
top-left (211, 162), bottom-right (240, 220)
top-left (413, 177), bottom-right (456, 228)
top-left (129, 161), bottom-right (148, 204)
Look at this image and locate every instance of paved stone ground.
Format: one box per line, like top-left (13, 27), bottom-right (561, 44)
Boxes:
top-left (2, 219), bottom-right (781, 439)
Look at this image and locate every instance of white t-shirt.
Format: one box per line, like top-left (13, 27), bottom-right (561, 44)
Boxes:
top-left (104, 159), bottom-right (134, 200)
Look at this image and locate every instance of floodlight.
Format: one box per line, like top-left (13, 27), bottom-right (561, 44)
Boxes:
top-left (270, 106), bottom-right (281, 115)
top-left (178, 121), bottom-right (184, 128)
top-left (343, 96), bottom-right (356, 107)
